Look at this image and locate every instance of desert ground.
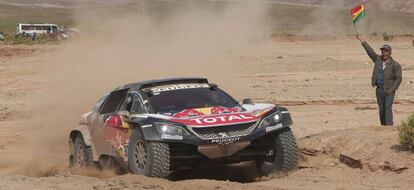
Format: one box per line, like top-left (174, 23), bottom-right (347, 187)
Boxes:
top-left (0, 1), bottom-right (414, 190)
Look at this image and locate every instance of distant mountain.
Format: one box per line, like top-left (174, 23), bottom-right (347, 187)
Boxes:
top-left (0, 0), bottom-right (74, 9)
top-left (269, 0), bottom-right (414, 13)
top-left (2, 0), bottom-right (414, 13)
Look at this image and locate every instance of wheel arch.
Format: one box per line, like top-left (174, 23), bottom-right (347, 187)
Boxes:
top-left (69, 126), bottom-right (92, 146)
top-left (69, 126), bottom-right (99, 161)
top-left (129, 122), bottom-right (162, 142)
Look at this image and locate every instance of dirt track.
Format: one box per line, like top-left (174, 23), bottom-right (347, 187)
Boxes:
top-left (0, 36), bottom-right (413, 189)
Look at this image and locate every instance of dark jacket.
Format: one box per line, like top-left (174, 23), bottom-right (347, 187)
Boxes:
top-left (361, 41), bottom-right (402, 94)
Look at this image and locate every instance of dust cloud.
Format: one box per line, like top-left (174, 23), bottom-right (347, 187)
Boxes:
top-left (0, 0), bottom-right (271, 176)
top-left (299, 0), bottom-right (350, 36)
top-left (293, 0), bottom-right (414, 36)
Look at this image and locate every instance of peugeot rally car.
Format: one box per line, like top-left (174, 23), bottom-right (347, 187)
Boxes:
top-left (69, 77), bottom-right (298, 178)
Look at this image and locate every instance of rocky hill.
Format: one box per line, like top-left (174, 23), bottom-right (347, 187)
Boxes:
top-left (270, 0), bottom-right (414, 12)
top-left (2, 0), bottom-right (414, 12)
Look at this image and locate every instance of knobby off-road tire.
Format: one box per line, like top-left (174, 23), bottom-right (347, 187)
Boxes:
top-left (128, 128), bottom-right (170, 178)
top-left (72, 134), bottom-right (94, 168)
top-left (257, 128), bottom-right (299, 175)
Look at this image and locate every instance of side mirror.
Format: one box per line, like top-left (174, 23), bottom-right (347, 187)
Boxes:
top-left (242, 98), bottom-right (253, 104)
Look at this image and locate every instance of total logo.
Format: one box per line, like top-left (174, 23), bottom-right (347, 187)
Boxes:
top-left (190, 114), bottom-right (256, 125)
top-left (172, 113), bottom-right (258, 126)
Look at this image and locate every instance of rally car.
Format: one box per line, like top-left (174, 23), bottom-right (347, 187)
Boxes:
top-left (69, 77), bottom-right (298, 178)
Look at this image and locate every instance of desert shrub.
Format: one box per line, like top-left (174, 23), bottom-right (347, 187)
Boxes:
top-left (382, 32), bottom-right (393, 41)
top-left (5, 33), bottom-right (58, 45)
top-left (36, 33), bottom-right (59, 44)
top-left (11, 35), bottom-right (34, 45)
top-left (398, 112), bottom-right (414, 149)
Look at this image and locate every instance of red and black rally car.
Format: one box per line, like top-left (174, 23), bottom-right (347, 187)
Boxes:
top-left (69, 77), bottom-right (298, 178)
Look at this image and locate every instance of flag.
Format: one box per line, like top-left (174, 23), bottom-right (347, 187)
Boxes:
top-left (351, 4), bottom-right (366, 24)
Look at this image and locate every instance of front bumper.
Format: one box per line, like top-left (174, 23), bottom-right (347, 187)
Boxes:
top-left (163, 122), bottom-right (291, 159)
top-left (140, 109), bottom-right (293, 159)
top-left (197, 141), bottom-right (251, 158)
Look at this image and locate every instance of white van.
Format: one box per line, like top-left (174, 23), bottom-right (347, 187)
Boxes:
top-left (16, 23), bottom-right (58, 35)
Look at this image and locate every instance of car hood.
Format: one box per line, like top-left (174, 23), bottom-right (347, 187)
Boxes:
top-left (137, 103), bottom-right (275, 127)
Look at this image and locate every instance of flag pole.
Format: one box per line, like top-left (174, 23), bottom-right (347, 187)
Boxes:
top-left (358, 0), bottom-right (365, 35)
top-left (354, 23), bottom-right (360, 35)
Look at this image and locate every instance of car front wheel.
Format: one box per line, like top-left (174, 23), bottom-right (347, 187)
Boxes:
top-left (257, 128), bottom-right (299, 175)
top-left (127, 128), bottom-right (170, 178)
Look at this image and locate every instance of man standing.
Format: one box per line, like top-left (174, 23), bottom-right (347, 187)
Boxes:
top-left (356, 34), bottom-right (402, 126)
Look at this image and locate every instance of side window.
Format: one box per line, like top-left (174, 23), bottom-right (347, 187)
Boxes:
top-left (100, 89), bottom-right (128, 114)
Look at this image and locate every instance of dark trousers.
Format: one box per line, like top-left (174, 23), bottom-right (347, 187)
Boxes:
top-left (375, 87), bottom-right (395, 126)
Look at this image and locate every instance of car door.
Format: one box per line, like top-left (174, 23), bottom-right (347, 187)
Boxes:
top-left (92, 89), bottom-right (128, 156)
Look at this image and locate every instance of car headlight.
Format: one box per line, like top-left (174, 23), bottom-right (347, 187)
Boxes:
top-left (154, 123), bottom-right (189, 135)
top-left (259, 111), bottom-right (282, 128)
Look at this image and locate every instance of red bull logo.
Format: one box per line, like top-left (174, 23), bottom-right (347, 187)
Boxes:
top-left (172, 106), bottom-right (242, 118)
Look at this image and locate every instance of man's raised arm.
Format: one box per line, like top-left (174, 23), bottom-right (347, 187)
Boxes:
top-left (356, 34), bottom-right (381, 63)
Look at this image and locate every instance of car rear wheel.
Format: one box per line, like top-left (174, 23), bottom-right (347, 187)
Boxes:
top-left (257, 128), bottom-right (299, 175)
top-left (128, 128), bottom-right (171, 178)
top-left (72, 134), bottom-right (93, 168)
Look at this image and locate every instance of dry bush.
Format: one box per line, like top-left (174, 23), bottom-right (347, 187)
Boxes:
top-left (382, 32), bottom-right (394, 41)
top-left (398, 112), bottom-right (414, 149)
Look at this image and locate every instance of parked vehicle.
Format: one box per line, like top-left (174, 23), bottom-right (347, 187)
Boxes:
top-left (16, 23), bottom-right (58, 35)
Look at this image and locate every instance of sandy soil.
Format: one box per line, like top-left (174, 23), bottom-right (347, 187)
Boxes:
top-left (0, 37), bottom-right (414, 189)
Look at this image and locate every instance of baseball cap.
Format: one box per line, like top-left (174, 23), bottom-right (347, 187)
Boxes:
top-left (380, 44), bottom-right (392, 52)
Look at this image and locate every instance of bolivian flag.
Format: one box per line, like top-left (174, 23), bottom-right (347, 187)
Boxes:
top-left (351, 4), bottom-right (366, 24)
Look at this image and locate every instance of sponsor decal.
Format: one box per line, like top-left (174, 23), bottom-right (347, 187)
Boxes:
top-left (173, 109), bottom-right (204, 117)
top-left (172, 113), bottom-right (257, 126)
top-left (151, 83), bottom-right (209, 93)
top-left (211, 137), bottom-right (240, 144)
top-left (161, 134), bottom-right (183, 140)
top-left (265, 123), bottom-right (283, 132)
top-left (104, 116), bottom-right (131, 161)
top-left (210, 106), bottom-right (242, 114)
top-left (191, 114), bottom-right (254, 124)
top-left (106, 131), bottom-right (128, 161)
top-left (172, 106), bottom-right (242, 117)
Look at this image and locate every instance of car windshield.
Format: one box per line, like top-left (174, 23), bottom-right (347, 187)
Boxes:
top-left (147, 88), bottom-right (239, 114)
